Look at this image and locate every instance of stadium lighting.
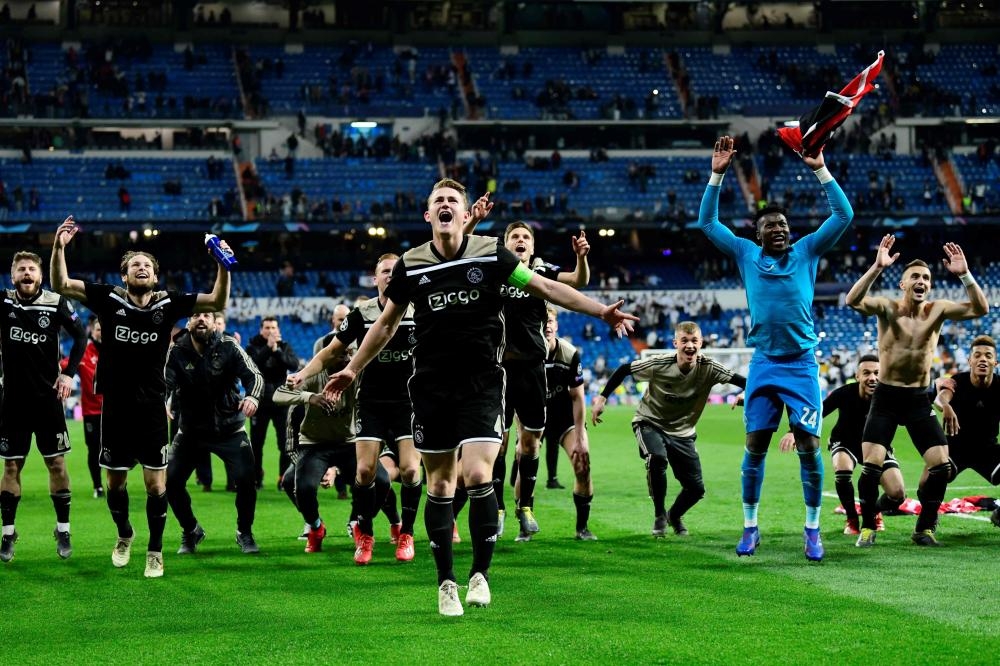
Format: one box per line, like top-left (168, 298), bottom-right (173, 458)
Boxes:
top-left (351, 121), bottom-right (378, 129)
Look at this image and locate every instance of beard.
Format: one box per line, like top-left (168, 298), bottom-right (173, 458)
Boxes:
top-left (15, 281), bottom-right (40, 298)
top-left (126, 280), bottom-right (154, 296)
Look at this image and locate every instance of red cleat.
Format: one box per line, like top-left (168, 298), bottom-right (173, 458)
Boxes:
top-left (452, 522), bottom-right (461, 543)
top-left (875, 513), bottom-right (886, 532)
top-left (354, 534), bottom-right (374, 565)
top-left (843, 517), bottom-right (860, 535)
top-left (395, 533), bottom-right (415, 562)
top-left (305, 523), bottom-right (326, 553)
top-left (390, 523), bottom-right (401, 545)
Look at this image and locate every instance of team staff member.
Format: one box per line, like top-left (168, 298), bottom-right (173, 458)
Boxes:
top-left (325, 178), bottom-right (636, 617)
top-left (0, 250), bottom-right (87, 563)
top-left (75, 316), bottom-right (105, 499)
top-left (246, 316), bottom-right (300, 489)
top-left (165, 312), bottom-right (264, 556)
top-left (50, 215), bottom-right (232, 578)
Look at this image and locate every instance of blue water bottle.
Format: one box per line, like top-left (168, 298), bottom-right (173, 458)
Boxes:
top-left (205, 233), bottom-right (238, 269)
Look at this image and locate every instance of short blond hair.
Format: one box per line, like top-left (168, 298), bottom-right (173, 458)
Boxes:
top-left (11, 251), bottom-right (42, 274)
top-left (674, 321), bottom-right (701, 337)
top-left (428, 178), bottom-right (468, 207)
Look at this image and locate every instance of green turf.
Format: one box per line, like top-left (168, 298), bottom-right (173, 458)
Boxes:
top-left (3, 406), bottom-right (999, 664)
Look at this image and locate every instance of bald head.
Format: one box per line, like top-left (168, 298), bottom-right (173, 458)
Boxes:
top-left (331, 304), bottom-right (351, 331)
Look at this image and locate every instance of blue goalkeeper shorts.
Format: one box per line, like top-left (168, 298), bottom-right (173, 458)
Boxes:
top-left (743, 350), bottom-right (823, 437)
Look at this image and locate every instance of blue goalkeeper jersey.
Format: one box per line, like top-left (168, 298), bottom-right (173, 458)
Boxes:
top-left (698, 177), bottom-right (853, 357)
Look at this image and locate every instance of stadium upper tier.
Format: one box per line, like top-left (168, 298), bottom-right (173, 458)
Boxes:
top-left (756, 152), bottom-right (948, 216)
top-left (248, 44), bottom-right (461, 117)
top-left (463, 46), bottom-right (682, 120)
top-left (27, 42), bottom-right (241, 119)
top-left (253, 155), bottom-right (748, 222)
top-left (8, 42), bottom-right (997, 120)
top-left (2, 149), bottom-right (992, 222)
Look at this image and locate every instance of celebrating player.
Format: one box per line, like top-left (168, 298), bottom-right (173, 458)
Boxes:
top-left (847, 235), bottom-right (987, 546)
top-left (325, 178), bottom-right (636, 616)
top-left (0, 250), bottom-right (87, 562)
top-left (700, 135), bottom-right (854, 562)
top-left (49, 215), bottom-right (232, 577)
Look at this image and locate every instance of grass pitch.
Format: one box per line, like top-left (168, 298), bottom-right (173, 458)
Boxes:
top-left (3, 405), bottom-right (999, 664)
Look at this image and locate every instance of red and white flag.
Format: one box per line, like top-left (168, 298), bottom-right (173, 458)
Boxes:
top-left (777, 50), bottom-right (885, 158)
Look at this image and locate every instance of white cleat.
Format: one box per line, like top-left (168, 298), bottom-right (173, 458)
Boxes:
top-left (466, 572), bottom-right (491, 607)
top-left (144, 551), bottom-right (164, 578)
top-left (111, 535), bottom-right (134, 568)
top-left (438, 580), bottom-right (464, 617)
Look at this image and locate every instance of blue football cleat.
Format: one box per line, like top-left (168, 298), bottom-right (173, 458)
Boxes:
top-left (736, 526), bottom-right (760, 556)
top-left (803, 527), bottom-right (824, 562)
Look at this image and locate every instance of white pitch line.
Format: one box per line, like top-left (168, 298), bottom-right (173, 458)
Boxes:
top-left (821, 491), bottom-right (993, 522)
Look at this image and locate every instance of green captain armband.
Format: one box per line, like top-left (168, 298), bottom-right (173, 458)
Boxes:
top-left (508, 262), bottom-right (533, 289)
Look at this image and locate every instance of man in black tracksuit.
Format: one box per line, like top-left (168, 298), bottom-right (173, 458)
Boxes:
top-left (246, 315), bottom-right (299, 488)
top-left (166, 312), bottom-right (264, 555)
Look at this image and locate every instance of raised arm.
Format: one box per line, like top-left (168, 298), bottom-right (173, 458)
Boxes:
top-left (801, 150), bottom-right (855, 254)
top-left (698, 135), bottom-right (743, 257)
top-left (556, 231), bottom-right (591, 288)
top-left (520, 273), bottom-right (637, 337)
top-left (462, 192), bottom-right (494, 235)
top-left (194, 258), bottom-right (232, 313)
top-left (49, 216), bottom-right (87, 303)
top-left (846, 234), bottom-right (897, 316)
top-left (939, 242), bottom-right (989, 321)
top-left (324, 299), bottom-right (406, 399)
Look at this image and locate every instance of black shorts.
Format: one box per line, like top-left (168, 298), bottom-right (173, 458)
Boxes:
top-left (633, 422), bottom-right (705, 488)
top-left (408, 367), bottom-right (505, 453)
top-left (356, 399), bottom-right (413, 445)
top-left (861, 384), bottom-right (947, 456)
top-left (0, 397), bottom-right (70, 459)
top-left (170, 429), bottom-right (255, 480)
top-left (948, 439), bottom-right (1000, 485)
top-left (503, 359), bottom-right (547, 432)
top-left (829, 440), bottom-right (899, 470)
top-left (543, 403), bottom-right (575, 448)
top-left (100, 398), bottom-right (170, 470)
